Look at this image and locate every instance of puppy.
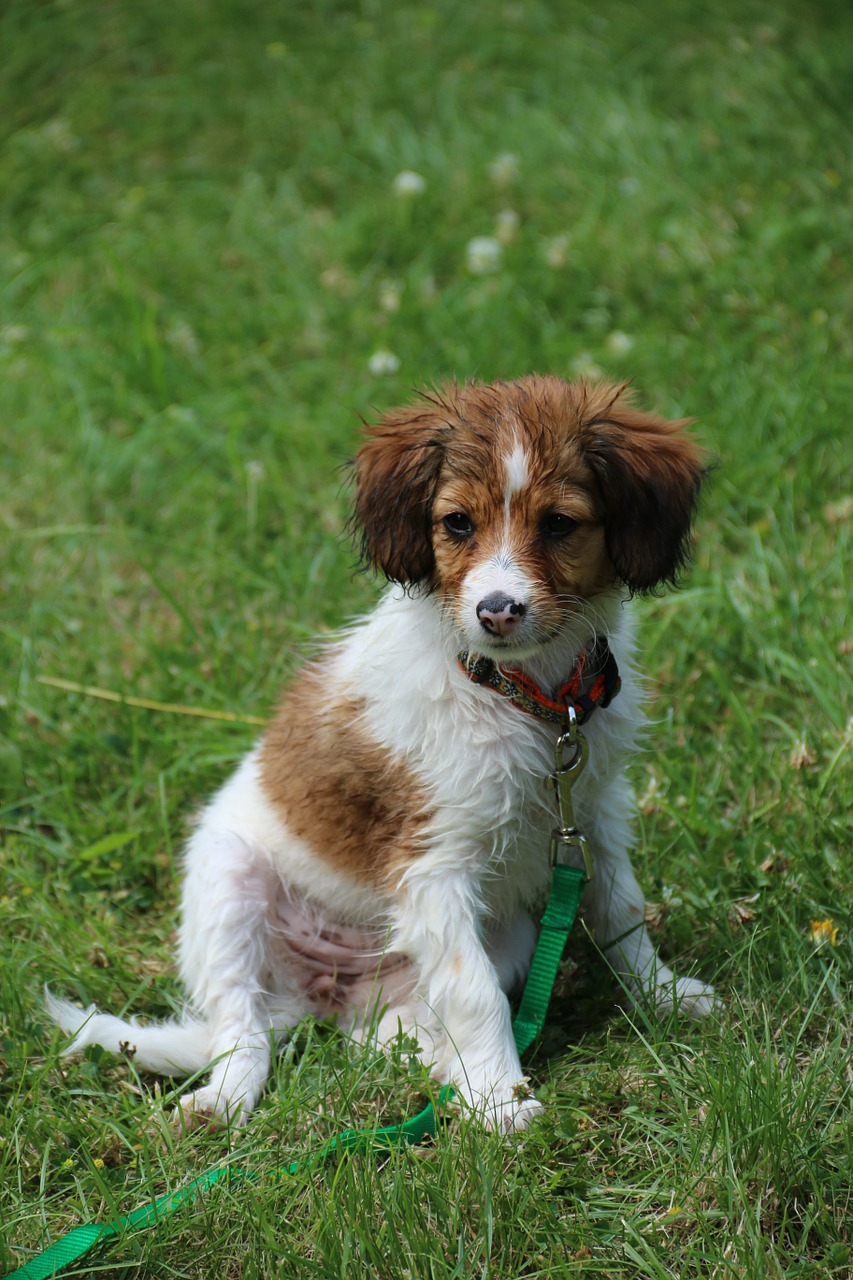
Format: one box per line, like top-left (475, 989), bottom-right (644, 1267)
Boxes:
top-left (49, 375), bottom-right (717, 1133)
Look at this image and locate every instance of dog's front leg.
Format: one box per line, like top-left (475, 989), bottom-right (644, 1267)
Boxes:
top-left (394, 866), bottom-right (543, 1133)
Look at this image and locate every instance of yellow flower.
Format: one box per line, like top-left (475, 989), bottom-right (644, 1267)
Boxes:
top-left (810, 919), bottom-right (840, 947)
top-left (93, 1158), bottom-right (105, 1169)
top-left (62, 1158), bottom-right (74, 1170)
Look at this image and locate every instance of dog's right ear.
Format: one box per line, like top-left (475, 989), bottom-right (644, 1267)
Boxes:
top-left (352, 406), bottom-right (447, 586)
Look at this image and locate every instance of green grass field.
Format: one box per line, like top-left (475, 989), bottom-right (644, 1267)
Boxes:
top-left (1, 1), bottom-right (851, 1276)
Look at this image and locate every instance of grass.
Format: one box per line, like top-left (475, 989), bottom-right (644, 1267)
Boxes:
top-left (1, 0), bottom-right (851, 1275)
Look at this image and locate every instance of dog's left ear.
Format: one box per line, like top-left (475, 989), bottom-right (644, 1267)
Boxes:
top-left (579, 384), bottom-right (709, 593)
top-left (352, 405), bottom-right (447, 586)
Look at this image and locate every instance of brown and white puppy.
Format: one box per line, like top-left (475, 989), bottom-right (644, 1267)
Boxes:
top-left (49, 375), bottom-right (716, 1132)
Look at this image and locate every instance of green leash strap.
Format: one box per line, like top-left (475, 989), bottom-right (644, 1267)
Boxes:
top-left (3, 1169), bottom-right (233, 1280)
top-left (5, 866), bottom-right (585, 1280)
top-left (511, 865), bottom-right (586, 1057)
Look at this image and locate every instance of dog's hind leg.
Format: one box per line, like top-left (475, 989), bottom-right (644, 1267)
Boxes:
top-left (176, 830), bottom-right (304, 1126)
top-left (580, 776), bottom-right (718, 1018)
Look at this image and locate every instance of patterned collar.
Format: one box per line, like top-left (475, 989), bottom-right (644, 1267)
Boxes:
top-left (457, 635), bottom-right (621, 726)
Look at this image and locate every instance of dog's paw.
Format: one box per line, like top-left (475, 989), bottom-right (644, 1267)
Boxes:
top-left (484, 1093), bottom-right (545, 1134)
top-left (667, 975), bottom-right (721, 1019)
top-left (174, 1086), bottom-right (245, 1131)
top-left (452, 1073), bottom-right (545, 1134)
top-left (635, 971), bottom-right (721, 1020)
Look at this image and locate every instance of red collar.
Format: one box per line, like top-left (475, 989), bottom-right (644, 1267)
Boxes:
top-left (458, 636), bottom-right (621, 726)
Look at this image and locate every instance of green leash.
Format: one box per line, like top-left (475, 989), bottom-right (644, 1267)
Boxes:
top-left (6, 718), bottom-right (592, 1280)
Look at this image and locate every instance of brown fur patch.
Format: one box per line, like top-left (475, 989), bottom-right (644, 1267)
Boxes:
top-left (258, 660), bottom-right (430, 882)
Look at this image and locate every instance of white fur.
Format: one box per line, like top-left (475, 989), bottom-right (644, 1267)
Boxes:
top-left (48, 481), bottom-right (716, 1135)
top-left (503, 441), bottom-right (529, 506)
top-left (456, 551), bottom-right (543, 656)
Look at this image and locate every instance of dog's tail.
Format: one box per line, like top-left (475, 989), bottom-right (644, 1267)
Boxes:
top-left (44, 989), bottom-right (210, 1077)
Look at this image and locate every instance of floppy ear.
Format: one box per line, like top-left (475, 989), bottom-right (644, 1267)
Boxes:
top-left (580, 384), bottom-right (708, 593)
top-left (352, 405), bottom-right (448, 586)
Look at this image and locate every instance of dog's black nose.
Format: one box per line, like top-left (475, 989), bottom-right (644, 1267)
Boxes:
top-left (476, 593), bottom-right (526, 637)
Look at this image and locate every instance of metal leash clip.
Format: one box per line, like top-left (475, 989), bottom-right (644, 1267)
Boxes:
top-left (549, 706), bottom-right (593, 880)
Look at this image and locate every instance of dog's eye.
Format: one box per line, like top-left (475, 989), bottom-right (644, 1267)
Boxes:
top-left (540, 513), bottom-right (577, 540)
top-left (443, 512), bottom-right (475, 538)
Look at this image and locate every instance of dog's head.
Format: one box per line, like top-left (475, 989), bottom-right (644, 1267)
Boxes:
top-left (353, 376), bottom-right (707, 658)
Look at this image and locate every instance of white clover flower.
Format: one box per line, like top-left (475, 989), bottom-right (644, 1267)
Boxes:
top-left (368, 349), bottom-right (401, 375)
top-left (495, 208), bottom-right (520, 244)
top-left (320, 266), bottom-right (355, 297)
top-left (606, 330), bottom-right (634, 356)
top-left (466, 236), bottom-right (503, 274)
top-left (570, 352), bottom-right (604, 380)
top-left (488, 152), bottom-right (520, 186)
top-left (378, 279), bottom-right (403, 313)
top-left (165, 320), bottom-right (200, 357)
top-left (392, 170), bottom-right (426, 197)
top-left (543, 234), bottom-right (569, 268)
